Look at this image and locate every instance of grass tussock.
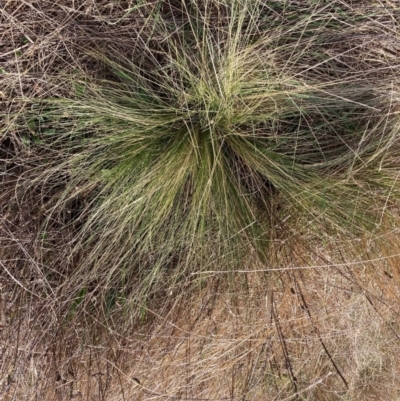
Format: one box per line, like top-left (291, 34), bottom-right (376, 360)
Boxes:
top-left (1, 0), bottom-right (400, 400)
top-left (10, 0), bottom-right (400, 310)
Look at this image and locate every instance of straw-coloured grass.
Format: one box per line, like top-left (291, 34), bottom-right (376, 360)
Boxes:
top-left (1, 1), bottom-right (400, 400)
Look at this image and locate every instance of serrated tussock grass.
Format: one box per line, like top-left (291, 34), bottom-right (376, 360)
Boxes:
top-left (14, 0), bottom-right (400, 317)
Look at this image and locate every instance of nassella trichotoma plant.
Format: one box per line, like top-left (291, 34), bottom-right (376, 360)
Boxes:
top-left (16, 0), bottom-right (400, 318)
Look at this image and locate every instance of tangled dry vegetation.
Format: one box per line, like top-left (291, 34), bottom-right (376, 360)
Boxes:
top-left (1, 1), bottom-right (400, 400)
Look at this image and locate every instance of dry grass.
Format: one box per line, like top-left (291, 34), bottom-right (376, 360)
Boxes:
top-left (2, 234), bottom-right (400, 401)
top-left (2, 1), bottom-right (400, 400)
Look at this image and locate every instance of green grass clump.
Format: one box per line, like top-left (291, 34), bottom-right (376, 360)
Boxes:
top-left (17, 0), bottom-right (400, 316)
